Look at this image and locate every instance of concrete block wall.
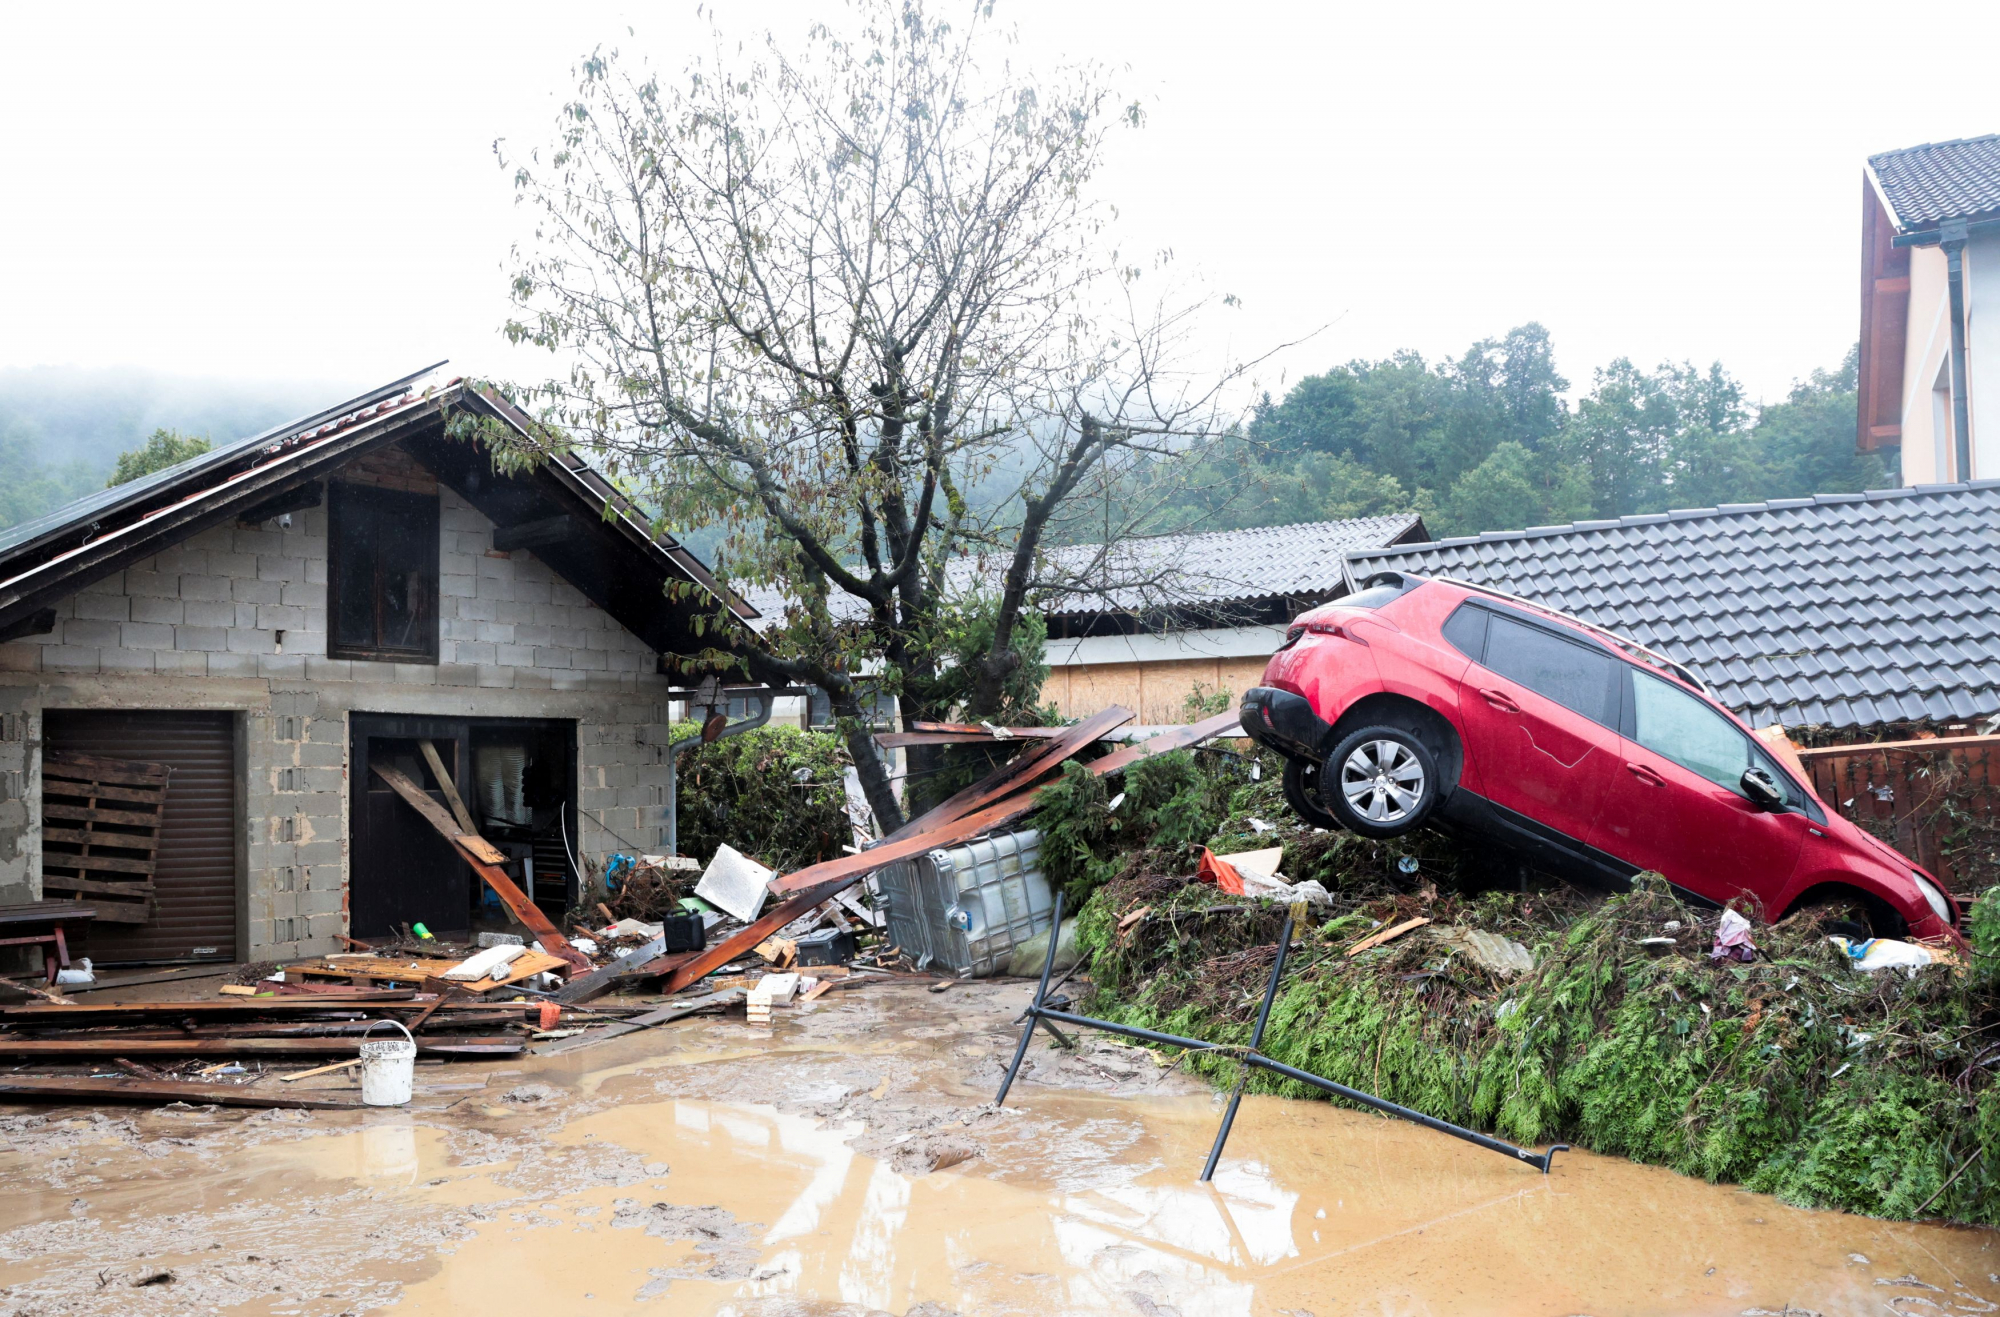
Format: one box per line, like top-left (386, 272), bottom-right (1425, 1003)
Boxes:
top-left (0, 444), bottom-right (683, 961)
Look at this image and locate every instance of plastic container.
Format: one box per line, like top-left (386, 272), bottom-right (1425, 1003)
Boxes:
top-left (874, 829), bottom-right (1050, 978)
top-left (359, 1020), bottom-right (417, 1106)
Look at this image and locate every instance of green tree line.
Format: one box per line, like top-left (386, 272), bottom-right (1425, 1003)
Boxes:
top-left (1146, 324), bottom-right (1891, 539)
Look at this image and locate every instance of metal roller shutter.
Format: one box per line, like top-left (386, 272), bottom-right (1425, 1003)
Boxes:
top-left (43, 711), bottom-right (238, 965)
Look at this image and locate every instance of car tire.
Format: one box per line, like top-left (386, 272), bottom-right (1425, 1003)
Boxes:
top-left (1282, 758), bottom-right (1341, 830)
top-left (1320, 725), bottom-right (1439, 839)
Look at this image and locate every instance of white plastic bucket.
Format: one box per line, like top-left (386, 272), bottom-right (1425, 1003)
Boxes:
top-left (358, 1020), bottom-right (417, 1107)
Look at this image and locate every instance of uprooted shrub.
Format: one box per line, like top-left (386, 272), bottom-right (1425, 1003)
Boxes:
top-left (669, 725), bottom-right (851, 874)
top-left (1035, 745), bottom-right (1272, 908)
top-left (1076, 870), bottom-right (2000, 1225)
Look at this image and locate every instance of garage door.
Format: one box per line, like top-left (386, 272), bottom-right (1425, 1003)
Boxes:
top-left (43, 710), bottom-right (238, 964)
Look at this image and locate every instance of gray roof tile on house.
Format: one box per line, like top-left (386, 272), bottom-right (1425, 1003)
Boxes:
top-left (1868, 134), bottom-right (2000, 231)
top-left (1035, 514), bottom-right (1428, 616)
top-left (740, 513), bottom-right (1428, 629)
top-left (1345, 481), bottom-right (2000, 733)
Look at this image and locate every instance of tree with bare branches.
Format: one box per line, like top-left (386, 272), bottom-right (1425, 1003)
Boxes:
top-left (493, 1), bottom-right (1249, 831)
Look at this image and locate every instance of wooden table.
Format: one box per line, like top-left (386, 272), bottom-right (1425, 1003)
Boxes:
top-left (0, 902), bottom-right (97, 984)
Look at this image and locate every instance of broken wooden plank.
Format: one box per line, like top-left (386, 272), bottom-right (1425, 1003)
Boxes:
top-left (0, 1074), bottom-right (362, 1110)
top-left (552, 933), bottom-right (667, 1005)
top-left (892, 706), bottom-right (1133, 840)
top-left (1086, 711), bottom-right (1243, 777)
top-left (1347, 916), bottom-right (1431, 957)
top-left (0, 1037), bottom-right (523, 1057)
top-left (279, 1058), bottom-right (365, 1083)
top-left (370, 763), bottom-right (587, 971)
top-left (533, 989), bottom-right (744, 1055)
top-left (663, 712), bottom-right (1239, 996)
top-left (418, 739), bottom-right (479, 835)
top-left (908, 721), bottom-right (1064, 738)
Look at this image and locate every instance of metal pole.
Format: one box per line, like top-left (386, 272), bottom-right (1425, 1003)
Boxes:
top-left (1239, 1053), bottom-right (1568, 1173)
top-left (995, 890), bottom-right (1065, 1106)
top-left (1201, 907), bottom-right (1296, 1182)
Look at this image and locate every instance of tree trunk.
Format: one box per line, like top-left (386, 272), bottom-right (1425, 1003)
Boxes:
top-left (836, 705), bottom-right (906, 836)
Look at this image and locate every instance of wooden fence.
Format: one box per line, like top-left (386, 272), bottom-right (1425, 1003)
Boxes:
top-left (1795, 733), bottom-right (2000, 896)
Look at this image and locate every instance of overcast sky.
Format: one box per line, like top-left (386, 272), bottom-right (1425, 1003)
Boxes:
top-left (3, 1), bottom-right (1996, 418)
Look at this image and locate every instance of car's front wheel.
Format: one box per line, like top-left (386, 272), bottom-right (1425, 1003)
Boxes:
top-left (1282, 757), bottom-right (1341, 830)
top-left (1322, 725), bottom-right (1439, 838)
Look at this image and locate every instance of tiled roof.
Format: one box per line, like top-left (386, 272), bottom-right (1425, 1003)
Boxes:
top-left (741, 514), bottom-right (1427, 630)
top-left (1868, 134), bottom-right (2000, 231)
top-left (1034, 514), bottom-right (1428, 616)
top-left (1345, 483), bottom-right (2000, 733)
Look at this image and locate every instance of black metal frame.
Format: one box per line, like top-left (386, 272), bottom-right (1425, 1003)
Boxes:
top-left (996, 893), bottom-right (1567, 1179)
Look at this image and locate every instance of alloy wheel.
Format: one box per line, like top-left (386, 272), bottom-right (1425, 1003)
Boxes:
top-left (1339, 738), bottom-right (1425, 824)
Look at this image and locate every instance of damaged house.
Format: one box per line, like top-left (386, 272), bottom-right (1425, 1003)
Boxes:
top-left (0, 367), bottom-right (752, 966)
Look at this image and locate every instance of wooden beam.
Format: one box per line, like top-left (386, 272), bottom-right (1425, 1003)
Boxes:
top-left (659, 710), bottom-right (1237, 995)
top-left (0, 1073), bottom-right (362, 1109)
top-left (492, 514), bottom-right (578, 552)
top-left (894, 706), bottom-right (1133, 839)
top-left (0, 1036), bottom-right (523, 1056)
top-left (370, 764), bottom-right (588, 971)
top-left (418, 740), bottom-right (479, 835)
top-left (0, 609), bottom-right (55, 645)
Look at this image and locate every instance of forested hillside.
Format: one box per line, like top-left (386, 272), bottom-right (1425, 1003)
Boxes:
top-left (0, 368), bottom-right (331, 531)
top-left (1142, 324), bottom-right (1890, 540)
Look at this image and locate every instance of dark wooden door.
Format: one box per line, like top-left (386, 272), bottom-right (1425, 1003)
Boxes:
top-left (350, 715), bottom-right (470, 938)
top-left (43, 710), bottom-right (239, 965)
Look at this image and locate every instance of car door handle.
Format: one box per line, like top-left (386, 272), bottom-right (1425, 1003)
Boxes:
top-left (1625, 763), bottom-right (1665, 787)
top-left (1477, 688), bottom-right (1521, 713)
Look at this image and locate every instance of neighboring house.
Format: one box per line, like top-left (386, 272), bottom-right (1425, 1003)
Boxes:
top-left (0, 367), bottom-right (753, 966)
top-left (740, 514), bottom-right (1430, 727)
top-left (1859, 134), bottom-right (2000, 483)
top-left (1036, 515), bottom-right (1429, 722)
top-left (1345, 483), bottom-right (2000, 739)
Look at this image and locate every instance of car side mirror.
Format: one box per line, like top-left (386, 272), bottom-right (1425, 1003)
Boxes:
top-left (1740, 767), bottom-right (1784, 811)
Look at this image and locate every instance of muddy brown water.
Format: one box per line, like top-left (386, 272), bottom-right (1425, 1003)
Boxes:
top-left (0, 980), bottom-right (1990, 1316)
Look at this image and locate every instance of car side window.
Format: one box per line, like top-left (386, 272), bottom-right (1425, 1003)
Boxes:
top-left (1440, 603), bottom-right (1489, 660)
top-left (1628, 669), bottom-right (1754, 792)
top-left (1482, 614), bottom-right (1619, 725)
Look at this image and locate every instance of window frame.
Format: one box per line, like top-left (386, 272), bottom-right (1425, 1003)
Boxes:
top-left (1614, 664), bottom-right (1823, 819)
top-left (1455, 602), bottom-right (1623, 730)
top-left (326, 481), bottom-right (441, 665)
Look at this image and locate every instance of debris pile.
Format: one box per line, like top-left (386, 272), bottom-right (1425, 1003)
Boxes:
top-left (1075, 854), bottom-right (1998, 1225)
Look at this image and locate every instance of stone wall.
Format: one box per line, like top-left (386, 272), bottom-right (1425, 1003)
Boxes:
top-left (0, 443), bottom-right (681, 962)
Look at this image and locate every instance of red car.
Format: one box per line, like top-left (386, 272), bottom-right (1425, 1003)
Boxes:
top-left (1239, 572), bottom-right (1959, 940)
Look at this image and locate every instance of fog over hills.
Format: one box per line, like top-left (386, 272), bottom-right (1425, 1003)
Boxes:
top-left (0, 367), bottom-right (350, 529)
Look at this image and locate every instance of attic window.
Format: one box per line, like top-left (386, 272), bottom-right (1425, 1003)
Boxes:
top-left (328, 482), bottom-right (439, 663)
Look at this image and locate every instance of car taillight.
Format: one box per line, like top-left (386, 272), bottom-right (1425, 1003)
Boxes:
top-left (1305, 620), bottom-right (1369, 645)
top-left (1278, 626), bottom-right (1305, 651)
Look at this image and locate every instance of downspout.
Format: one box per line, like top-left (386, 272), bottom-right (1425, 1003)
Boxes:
top-left (663, 689), bottom-right (774, 858)
top-left (1943, 220), bottom-right (1973, 480)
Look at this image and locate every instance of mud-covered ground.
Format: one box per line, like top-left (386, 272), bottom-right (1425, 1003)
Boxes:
top-left (0, 977), bottom-right (1993, 1316)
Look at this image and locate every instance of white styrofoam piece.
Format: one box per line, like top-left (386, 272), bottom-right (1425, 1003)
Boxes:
top-left (443, 943), bottom-right (528, 982)
top-left (696, 844), bottom-right (777, 923)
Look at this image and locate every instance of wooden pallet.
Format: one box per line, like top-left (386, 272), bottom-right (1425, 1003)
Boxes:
top-left (39, 750), bottom-right (169, 924)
